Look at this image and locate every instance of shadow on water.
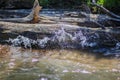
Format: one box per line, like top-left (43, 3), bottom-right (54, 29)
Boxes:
top-left (0, 26), bottom-right (52, 43)
top-left (0, 9), bottom-right (28, 18)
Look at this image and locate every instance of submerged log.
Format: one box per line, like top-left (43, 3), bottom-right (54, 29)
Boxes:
top-left (0, 0), bottom-right (42, 23)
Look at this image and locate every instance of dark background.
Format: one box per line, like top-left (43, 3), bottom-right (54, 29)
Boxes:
top-left (0, 0), bottom-right (120, 14)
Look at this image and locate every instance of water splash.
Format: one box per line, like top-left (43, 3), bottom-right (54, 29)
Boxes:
top-left (7, 28), bottom-right (98, 49)
top-left (37, 37), bottom-right (50, 48)
top-left (116, 42), bottom-right (120, 49)
top-left (52, 28), bottom-right (73, 43)
top-left (7, 28), bottom-right (120, 56)
top-left (8, 35), bottom-right (36, 48)
top-left (7, 28), bottom-right (102, 48)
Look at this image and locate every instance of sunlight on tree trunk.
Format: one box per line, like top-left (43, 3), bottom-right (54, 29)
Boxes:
top-left (27, 0), bottom-right (42, 23)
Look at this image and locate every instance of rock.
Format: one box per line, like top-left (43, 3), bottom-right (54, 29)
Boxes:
top-left (0, 45), bottom-right (10, 57)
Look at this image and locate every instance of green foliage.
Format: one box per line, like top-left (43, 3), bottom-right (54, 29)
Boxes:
top-left (0, 0), bottom-right (120, 12)
top-left (103, 0), bottom-right (120, 8)
top-left (87, 0), bottom-right (91, 5)
top-left (86, 0), bottom-right (120, 8)
top-left (86, 0), bottom-right (120, 13)
top-left (39, 0), bottom-right (49, 7)
top-left (97, 0), bottom-right (104, 5)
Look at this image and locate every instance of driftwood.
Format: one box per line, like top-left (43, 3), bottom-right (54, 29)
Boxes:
top-left (0, 0), bottom-right (42, 23)
top-left (63, 1), bottom-right (120, 29)
top-left (64, 2), bottom-right (120, 29)
top-left (0, 0), bottom-right (120, 29)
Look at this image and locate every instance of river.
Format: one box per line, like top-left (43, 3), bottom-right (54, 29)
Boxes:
top-left (0, 9), bottom-right (120, 80)
top-left (0, 45), bottom-right (120, 80)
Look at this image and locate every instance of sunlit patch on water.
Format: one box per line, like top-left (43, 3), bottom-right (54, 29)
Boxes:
top-left (63, 69), bottom-right (92, 74)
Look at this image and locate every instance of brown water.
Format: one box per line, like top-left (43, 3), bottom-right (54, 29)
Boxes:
top-left (0, 45), bottom-right (120, 80)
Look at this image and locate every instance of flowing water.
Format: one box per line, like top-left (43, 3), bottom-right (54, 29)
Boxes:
top-left (0, 46), bottom-right (120, 80)
top-left (0, 9), bottom-right (80, 18)
top-left (0, 9), bottom-right (120, 80)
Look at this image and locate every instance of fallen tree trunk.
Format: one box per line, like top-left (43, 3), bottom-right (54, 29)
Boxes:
top-left (91, 3), bottom-right (120, 19)
top-left (63, 3), bottom-right (120, 28)
top-left (0, 0), bottom-right (42, 23)
top-left (90, 2), bottom-right (120, 27)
